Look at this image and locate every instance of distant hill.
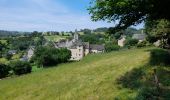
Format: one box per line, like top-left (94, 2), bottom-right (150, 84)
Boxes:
top-left (0, 30), bottom-right (31, 37)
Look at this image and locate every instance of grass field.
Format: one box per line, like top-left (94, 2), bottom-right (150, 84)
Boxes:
top-left (44, 35), bottom-right (69, 42)
top-left (0, 48), bottom-right (169, 100)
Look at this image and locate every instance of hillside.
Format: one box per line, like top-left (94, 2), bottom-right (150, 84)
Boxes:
top-left (0, 48), bottom-right (169, 100)
top-left (44, 35), bottom-right (69, 42)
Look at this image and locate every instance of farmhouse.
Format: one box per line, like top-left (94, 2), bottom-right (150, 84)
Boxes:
top-left (132, 33), bottom-right (146, 42)
top-left (55, 30), bottom-right (105, 61)
top-left (27, 46), bottom-right (35, 60)
top-left (118, 36), bottom-right (126, 47)
top-left (8, 50), bottom-right (17, 55)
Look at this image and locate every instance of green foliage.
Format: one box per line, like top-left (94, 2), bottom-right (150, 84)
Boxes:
top-left (80, 34), bottom-right (105, 44)
top-left (5, 53), bottom-right (12, 60)
top-left (94, 27), bottom-right (108, 32)
top-left (8, 37), bottom-right (34, 51)
top-left (137, 41), bottom-right (148, 48)
top-left (125, 39), bottom-right (139, 47)
top-left (149, 49), bottom-right (170, 66)
top-left (10, 61), bottom-right (32, 75)
top-left (146, 19), bottom-right (170, 48)
top-left (32, 47), bottom-right (71, 67)
top-left (0, 64), bottom-right (10, 78)
top-left (89, 0), bottom-right (170, 31)
top-left (105, 42), bottom-right (120, 52)
top-left (80, 29), bottom-right (91, 34)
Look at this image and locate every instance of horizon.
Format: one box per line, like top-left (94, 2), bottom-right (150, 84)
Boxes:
top-left (0, 0), bottom-right (144, 32)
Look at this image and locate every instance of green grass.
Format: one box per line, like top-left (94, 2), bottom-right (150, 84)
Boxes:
top-left (0, 39), bottom-right (8, 45)
top-left (44, 35), bottom-right (69, 42)
top-left (0, 48), bottom-right (160, 100)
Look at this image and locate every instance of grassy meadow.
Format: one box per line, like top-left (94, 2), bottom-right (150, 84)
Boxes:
top-left (0, 48), bottom-right (169, 100)
top-left (44, 35), bottom-right (69, 42)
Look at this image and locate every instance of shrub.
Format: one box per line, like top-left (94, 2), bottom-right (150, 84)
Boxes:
top-left (125, 39), bottom-right (139, 46)
top-left (149, 49), bottom-right (170, 65)
top-left (137, 41), bottom-right (147, 48)
top-left (0, 64), bottom-right (10, 78)
top-left (10, 61), bottom-right (32, 75)
top-left (105, 42), bottom-right (120, 52)
top-left (32, 47), bottom-right (71, 67)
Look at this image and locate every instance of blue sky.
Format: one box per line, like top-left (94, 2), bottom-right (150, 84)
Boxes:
top-left (0, 0), bottom-right (143, 32)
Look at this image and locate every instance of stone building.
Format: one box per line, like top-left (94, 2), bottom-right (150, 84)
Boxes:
top-left (54, 30), bottom-right (105, 61)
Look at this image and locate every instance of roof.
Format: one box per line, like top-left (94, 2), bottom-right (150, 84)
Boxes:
top-left (69, 40), bottom-right (83, 49)
top-left (83, 42), bottom-right (90, 49)
top-left (132, 34), bottom-right (146, 40)
top-left (90, 44), bottom-right (105, 51)
top-left (8, 50), bottom-right (17, 54)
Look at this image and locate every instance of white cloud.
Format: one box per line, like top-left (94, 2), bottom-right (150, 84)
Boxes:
top-left (0, 0), bottom-right (143, 32)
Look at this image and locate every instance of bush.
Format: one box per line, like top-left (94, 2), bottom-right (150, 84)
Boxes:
top-left (149, 49), bottom-right (170, 65)
top-left (125, 39), bottom-right (139, 46)
top-left (105, 42), bottom-right (120, 52)
top-left (137, 41), bottom-right (147, 48)
top-left (32, 47), bottom-right (71, 67)
top-left (10, 61), bottom-right (32, 75)
top-left (0, 64), bottom-right (10, 78)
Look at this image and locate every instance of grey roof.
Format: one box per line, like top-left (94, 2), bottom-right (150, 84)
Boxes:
top-left (132, 34), bottom-right (146, 40)
top-left (8, 50), bottom-right (17, 54)
top-left (83, 42), bottom-right (90, 49)
top-left (69, 40), bottom-right (83, 49)
top-left (90, 44), bottom-right (105, 51)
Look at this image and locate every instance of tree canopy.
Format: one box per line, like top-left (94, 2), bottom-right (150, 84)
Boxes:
top-left (88, 0), bottom-right (170, 31)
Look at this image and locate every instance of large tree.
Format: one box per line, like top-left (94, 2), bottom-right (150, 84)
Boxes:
top-left (88, 0), bottom-right (170, 31)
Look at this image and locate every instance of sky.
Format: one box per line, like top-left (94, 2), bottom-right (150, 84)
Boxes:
top-left (0, 0), bottom-right (144, 32)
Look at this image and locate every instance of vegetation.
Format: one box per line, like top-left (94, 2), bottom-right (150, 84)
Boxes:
top-left (0, 64), bottom-right (10, 78)
top-left (146, 19), bottom-right (170, 48)
top-left (105, 42), bottom-right (120, 52)
top-left (89, 0), bottom-right (170, 31)
top-left (44, 35), bottom-right (68, 42)
top-left (1, 48), bottom-right (168, 99)
top-left (80, 34), bottom-right (105, 44)
top-left (125, 39), bottom-right (139, 47)
top-left (10, 61), bottom-right (32, 75)
top-left (32, 47), bottom-right (71, 67)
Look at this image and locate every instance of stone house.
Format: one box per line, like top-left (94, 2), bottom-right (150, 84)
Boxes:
top-left (54, 30), bottom-right (105, 61)
top-left (132, 33), bottom-right (146, 42)
top-left (27, 46), bottom-right (35, 60)
top-left (118, 36), bottom-right (126, 47)
top-left (8, 50), bottom-right (17, 55)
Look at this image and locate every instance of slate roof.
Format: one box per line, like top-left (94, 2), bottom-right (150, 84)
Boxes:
top-left (90, 44), bottom-right (105, 51)
top-left (132, 34), bottom-right (146, 40)
top-left (8, 50), bottom-right (17, 54)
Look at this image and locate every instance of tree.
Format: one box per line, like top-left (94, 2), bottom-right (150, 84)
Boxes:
top-left (88, 0), bottom-right (170, 31)
top-left (10, 61), bottom-right (32, 75)
top-left (105, 42), bottom-right (120, 52)
top-left (146, 19), bottom-right (170, 48)
top-left (0, 64), bottom-right (10, 78)
top-left (125, 39), bottom-right (139, 47)
top-left (32, 47), bottom-right (71, 67)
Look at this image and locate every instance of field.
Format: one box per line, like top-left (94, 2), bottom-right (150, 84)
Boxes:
top-left (0, 48), bottom-right (169, 100)
top-left (44, 35), bottom-right (69, 42)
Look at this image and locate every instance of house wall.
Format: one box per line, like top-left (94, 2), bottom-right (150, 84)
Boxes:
top-left (27, 49), bottom-right (34, 59)
top-left (90, 49), bottom-right (104, 53)
top-left (84, 49), bottom-right (89, 56)
top-left (70, 46), bottom-right (84, 61)
top-left (118, 38), bottom-right (126, 47)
